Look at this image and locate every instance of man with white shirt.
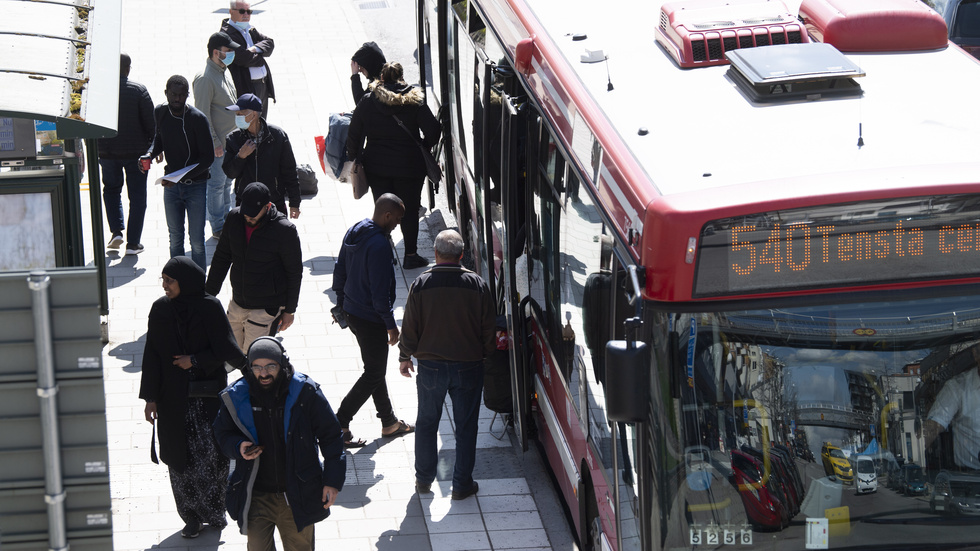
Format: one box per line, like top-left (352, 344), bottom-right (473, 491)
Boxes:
top-left (194, 31), bottom-right (241, 239)
top-left (925, 347), bottom-right (980, 471)
top-left (220, 1), bottom-right (275, 118)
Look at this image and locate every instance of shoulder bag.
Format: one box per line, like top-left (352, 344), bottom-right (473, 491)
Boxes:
top-left (391, 114), bottom-right (443, 185)
top-left (350, 159), bottom-right (369, 199)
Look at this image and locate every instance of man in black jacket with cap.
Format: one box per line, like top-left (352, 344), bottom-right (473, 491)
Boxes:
top-left (223, 93), bottom-right (302, 219)
top-left (206, 182), bottom-right (303, 351)
top-left (214, 337), bottom-right (345, 549)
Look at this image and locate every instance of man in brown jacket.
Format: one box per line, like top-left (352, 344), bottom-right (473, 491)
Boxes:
top-left (398, 229), bottom-right (496, 500)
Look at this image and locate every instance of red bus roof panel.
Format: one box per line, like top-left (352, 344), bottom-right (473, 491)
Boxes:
top-left (800, 0), bottom-right (949, 52)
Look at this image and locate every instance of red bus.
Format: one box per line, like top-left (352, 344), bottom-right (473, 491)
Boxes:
top-left (416, 0), bottom-right (980, 548)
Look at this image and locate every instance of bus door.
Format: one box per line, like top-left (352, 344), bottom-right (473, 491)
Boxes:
top-left (497, 65), bottom-right (532, 451)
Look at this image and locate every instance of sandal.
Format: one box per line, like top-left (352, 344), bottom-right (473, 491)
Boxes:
top-left (341, 428), bottom-right (367, 448)
top-left (382, 420), bottom-right (415, 438)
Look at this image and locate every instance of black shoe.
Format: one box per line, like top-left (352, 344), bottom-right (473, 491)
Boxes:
top-left (403, 254), bottom-right (430, 270)
top-left (416, 480), bottom-right (432, 494)
top-left (180, 521), bottom-right (202, 538)
top-left (125, 243), bottom-right (145, 255)
top-left (451, 481), bottom-right (479, 500)
top-left (107, 233), bottom-right (123, 249)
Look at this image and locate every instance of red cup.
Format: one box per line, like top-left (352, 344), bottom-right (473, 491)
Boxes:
top-left (139, 158), bottom-right (151, 172)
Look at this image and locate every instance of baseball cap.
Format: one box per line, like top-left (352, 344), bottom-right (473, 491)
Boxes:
top-left (226, 93), bottom-right (262, 112)
top-left (240, 182), bottom-right (271, 217)
top-left (207, 31), bottom-right (240, 53)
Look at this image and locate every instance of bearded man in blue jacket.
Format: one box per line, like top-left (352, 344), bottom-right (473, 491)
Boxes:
top-left (213, 337), bottom-right (345, 550)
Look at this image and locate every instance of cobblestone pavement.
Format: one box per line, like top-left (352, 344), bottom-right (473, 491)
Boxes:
top-left (100, 1), bottom-right (568, 550)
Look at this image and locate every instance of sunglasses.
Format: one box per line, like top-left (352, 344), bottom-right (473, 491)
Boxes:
top-left (236, 9), bottom-right (253, 14)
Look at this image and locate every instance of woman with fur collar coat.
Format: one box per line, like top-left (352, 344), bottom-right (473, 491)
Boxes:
top-left (347, 62), bottom-right (441, 270)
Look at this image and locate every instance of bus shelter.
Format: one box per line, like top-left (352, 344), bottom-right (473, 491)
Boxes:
top-left (0, 1), bottom-right (121, 549)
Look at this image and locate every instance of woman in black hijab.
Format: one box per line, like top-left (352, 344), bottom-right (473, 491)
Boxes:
top-left (139, 257), bottom-right (245, 538)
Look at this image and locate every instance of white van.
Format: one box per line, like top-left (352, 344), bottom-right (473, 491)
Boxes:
top-left (855, 455), bottom-right (878, 494)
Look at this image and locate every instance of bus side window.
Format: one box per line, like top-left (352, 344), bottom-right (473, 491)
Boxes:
top-left (447, 5), bottom-right (471, 170)
top-left (559, 164), bottom-right (605, 413)
top-left (529, 123), bottom-right (564, 357)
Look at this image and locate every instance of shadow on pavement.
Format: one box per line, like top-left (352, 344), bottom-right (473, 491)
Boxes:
top-left (145, 526), bottom-right (225, 549)
top-left (107, 333), bottom-right (146, 373)
top-left (376, 496), bottom-right (431, 550)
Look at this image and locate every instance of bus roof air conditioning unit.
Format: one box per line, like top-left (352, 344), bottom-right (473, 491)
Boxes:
top-left (656, 0), bottom-right (809, 68)
top-left (798, 0), bottom-right (948, 52)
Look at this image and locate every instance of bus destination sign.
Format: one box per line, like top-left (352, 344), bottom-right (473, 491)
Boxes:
top-left (694, 195), bottom-right (980, 297)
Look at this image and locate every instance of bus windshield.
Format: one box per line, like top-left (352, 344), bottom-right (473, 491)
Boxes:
top-left (657, 292), bottom-right (980, 549)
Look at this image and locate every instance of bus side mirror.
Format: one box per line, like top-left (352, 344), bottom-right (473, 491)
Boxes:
top-left (605, 339), bottom-right (649, 422)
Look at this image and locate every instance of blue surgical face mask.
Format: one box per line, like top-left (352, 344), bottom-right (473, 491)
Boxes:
top-left (233, 20), bottom-right (251, 31)
top-left (221, 51), bottom-right (235, 66)
top-left (235, 114), bottom-right (250, 130)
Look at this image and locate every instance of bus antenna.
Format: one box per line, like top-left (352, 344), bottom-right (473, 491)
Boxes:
top-left (606, 57), bottom-right (614, 91)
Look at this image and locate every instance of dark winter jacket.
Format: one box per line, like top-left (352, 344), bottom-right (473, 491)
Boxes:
top-left (98, 77), bottom-right (154, 159)
top-left (220, 18), bottom-right (276, 103)
top-left (223, 118), bottom-right (301, 210)
top-left (347, 82), bottom-right (440, 179)
top-left (139, 257), bottom-right (245, 472)
top-left (146, 105), bottom-right (214, 182)
top-left (205, 204), bottom-right (303, 314)
top-left (350, 42), bottom-right (385, 105)
top-left (331, 219), bottom-right (397, 330)
top-left (398, 264), bottom-right (496, 362)
top-left (213, 372), bottom-right (346, 534)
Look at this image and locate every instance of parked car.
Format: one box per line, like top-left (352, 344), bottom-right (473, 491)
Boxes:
top-left (821, 442), bottom-right (854, 484)
top-left (885, 459), bottom-right (904, 490)
top-left (772, 444), bottom-right (806, 503)
top-left (930, 470), bottom-right (980, 515)
top-left (731, 450), bottom-right (789, 530)
top-left (854, 455), bottom-right (878, 494)
top-left (898, 464), bottom-right (928, 496)
top-left (741, 445), bottom-right (799, 516)
top-left (927, 0), bottom-right (980, 59)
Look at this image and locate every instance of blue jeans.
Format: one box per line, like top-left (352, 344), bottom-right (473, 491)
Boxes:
top-left (415, 359), bottom-right (484, 492)
top-left (163, 180), bottom-right (207, 269)
top-left (206, 154), bottom-right (233, 234)
top-left (99, 158), bottom-right (147, 246)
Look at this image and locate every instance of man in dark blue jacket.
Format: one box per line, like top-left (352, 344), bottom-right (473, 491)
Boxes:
top-left (331, 194), bottom-right (414, 447)
top-left (213, 337), bottom-right (345, 549)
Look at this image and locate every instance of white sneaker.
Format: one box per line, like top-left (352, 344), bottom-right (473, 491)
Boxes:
top-left (108, 233), bottom-right (123, 249)
top-left (125, 244), bottom-right (145, 255)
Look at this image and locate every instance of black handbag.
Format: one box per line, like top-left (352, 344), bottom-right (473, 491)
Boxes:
top-left (392, 114), bottom-right (443, 184)
top-left (350, 160), bottom-right (369, 199)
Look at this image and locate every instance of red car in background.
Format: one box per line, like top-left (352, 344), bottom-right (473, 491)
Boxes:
top-left (731, 450), bottom-right (790, 530)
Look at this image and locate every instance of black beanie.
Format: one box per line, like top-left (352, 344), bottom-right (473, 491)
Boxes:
top-left (247, 337), bottom-right (284, 366)
top-left (352, 42), bottom-right (386, 79)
